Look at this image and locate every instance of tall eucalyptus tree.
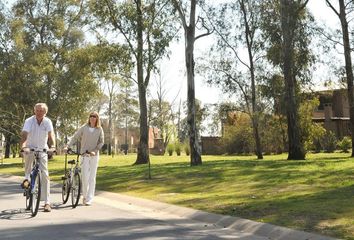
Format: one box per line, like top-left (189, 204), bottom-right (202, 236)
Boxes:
top-left (89, 0), bottom-right (178, 164)
top-left (279, 0), bottom-right (309, 160)
top-left (261, 0), bottom-right (312, 160)
top-left (171, 0), bottom-right (213, 166)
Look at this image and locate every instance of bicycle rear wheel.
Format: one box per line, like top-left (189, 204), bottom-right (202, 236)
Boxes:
top-left (71, 172), bottom-right (81, 208)
top-left (30, 173), bottom-right (41, 217)
top-left (61, 172), bottom-right (71, 204)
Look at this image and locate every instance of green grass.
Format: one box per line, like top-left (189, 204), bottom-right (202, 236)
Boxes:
top-left (1, 152), bottom-right (354, 239)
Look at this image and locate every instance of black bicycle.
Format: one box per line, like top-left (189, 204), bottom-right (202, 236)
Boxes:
top-left (22, 148), bottom-right (51, 217)
top-left (62, 149), bottom-right (84, 208)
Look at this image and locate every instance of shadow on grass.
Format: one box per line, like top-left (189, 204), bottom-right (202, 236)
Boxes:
top-left (207, 184), bottom-right (354, 239)
top-left (0, 163), bottom-right (23, 169)
top-left (94, 157), bottom-right (354, 239)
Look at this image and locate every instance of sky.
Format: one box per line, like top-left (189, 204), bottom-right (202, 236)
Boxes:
top-left (156, 1), bottom-right (342, 106)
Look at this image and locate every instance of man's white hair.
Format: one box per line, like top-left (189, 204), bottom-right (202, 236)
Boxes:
top-left (34, 103), bottom-right (48, 114)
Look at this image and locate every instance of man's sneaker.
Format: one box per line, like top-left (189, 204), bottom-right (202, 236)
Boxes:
top-left (21, 179), bottom-right (30, 189)
top-left (44, 204), bottom-right (51, 212)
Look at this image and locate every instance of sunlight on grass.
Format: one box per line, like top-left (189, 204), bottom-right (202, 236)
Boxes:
top-left (1, 152), bottom-right (354, 239)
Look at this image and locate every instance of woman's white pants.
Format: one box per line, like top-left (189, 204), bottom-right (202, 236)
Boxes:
top-left (81, 154), bottom-right (99, 203)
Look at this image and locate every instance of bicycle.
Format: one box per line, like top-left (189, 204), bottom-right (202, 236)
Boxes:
top-left (22, 148), bottom-right (52, 217)
top-left (61, 148), bottom-right (85, 208)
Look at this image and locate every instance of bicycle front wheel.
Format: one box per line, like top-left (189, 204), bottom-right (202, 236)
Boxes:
top-left (30, 172), bottom-right (41, 217)
top-left (71, 172), bottom-right (81, 208)
top-left (61, 172), bottom-right (71, 204)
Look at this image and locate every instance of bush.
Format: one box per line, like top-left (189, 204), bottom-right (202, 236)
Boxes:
top-left (321, 131), bottom-right (337, 153)
top-left (221, 117), bottom-right (254, 155)
top-left (337, 136), bottom-right (351, 153)
top-left (259, 113), bottom-right (288, 154)
top-left (305, 123), bottom-right (326, 153)
top-left (184, 143), bottom-right (190, 156)
top-left (166, 144), bottom-right (174, 156)
top-left (175, 142), bottom-right (181, 156)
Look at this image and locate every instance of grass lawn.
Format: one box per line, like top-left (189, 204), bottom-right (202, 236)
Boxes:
top-left (1, 152), bottom-right (354, 239)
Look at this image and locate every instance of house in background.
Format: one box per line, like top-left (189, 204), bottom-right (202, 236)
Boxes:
top-left (312, 89), bottom-right (350, 139)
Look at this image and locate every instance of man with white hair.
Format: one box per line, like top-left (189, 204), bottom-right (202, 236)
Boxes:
top-left (20, 103), bottom-right (56, 212)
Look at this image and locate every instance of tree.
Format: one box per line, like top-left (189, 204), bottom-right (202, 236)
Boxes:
top-left (261, 0), bottom-right (312, 160)
top-left (93, 43), bottom-right (133, 155)
top-left (113, 79), bottom-right (140, 154)
top-left (148, 72), bottom-right (179, 154)
top-left (89, 0), bottom-right (178, 164)
top-left (178, 99), bottom-right (207, 144)
top-left (0, 5), bottom-right (35, 157)
top-left (11, 0), bottom-right (100, 136)
top-left (201, 0), bottom-right (264, 159)
top-left (279, 0), bottom-right (309, 160)
top-left (326, 0), bottom-right (354, 157)
top-left (171, 0), bottom-right (213, 166)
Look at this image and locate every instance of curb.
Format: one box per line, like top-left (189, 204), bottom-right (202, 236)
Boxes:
top-left (95, 190), bottom-right (339, 240)
top-left (1, 174), bottom-right (339, 240)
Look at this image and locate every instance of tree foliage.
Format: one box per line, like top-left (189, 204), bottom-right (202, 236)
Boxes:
top-left (10, 0), bottom-right (101, 138)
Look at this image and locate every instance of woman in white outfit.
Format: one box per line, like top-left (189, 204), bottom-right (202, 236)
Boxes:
top-left (65, 111), bottom-right (104, 206)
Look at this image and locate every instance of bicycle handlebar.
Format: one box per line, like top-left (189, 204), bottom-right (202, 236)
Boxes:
top-left (21, 148), bottom-right (56, 153)
top-left (67, 148), bottom-right (89, 156)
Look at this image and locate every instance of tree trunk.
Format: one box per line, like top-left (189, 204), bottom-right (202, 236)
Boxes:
top-left (241, 0), bottom-right (263, 159)
top-left (280, 0), bottom-right (305, 160)
top-left (135, 82), bottom-right (150, 164)
top-left (134, 0), bottom-right (150, 164)
top-left (185, 26), bottom-right (202, 166)
top-left (4, 134), bottom-right (10, 159)
top-left (338, 0), bottom-right (354, 157)
top-left (252, 118), bottom-right (263, 159)
top-left (108, 95), bottom-right (112, 155)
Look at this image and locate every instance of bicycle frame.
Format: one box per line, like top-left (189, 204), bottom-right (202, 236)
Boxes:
top-left (62, 148), bottom-right (86, 208)
top-left (23, 148), bottom-right (49, 217)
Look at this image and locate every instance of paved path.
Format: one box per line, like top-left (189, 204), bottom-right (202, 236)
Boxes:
top-left (0, 174), bottom-right (339, 240)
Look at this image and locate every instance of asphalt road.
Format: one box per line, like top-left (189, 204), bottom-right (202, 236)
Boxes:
top-left (0, 174), bottom-right (338, 240)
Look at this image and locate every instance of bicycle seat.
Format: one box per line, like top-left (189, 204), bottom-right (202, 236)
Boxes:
top-left (68, 160), bottom-right (76, 164)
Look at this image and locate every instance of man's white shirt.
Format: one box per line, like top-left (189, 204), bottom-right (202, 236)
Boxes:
top-left (22, 116), bottom-right (53, 150)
